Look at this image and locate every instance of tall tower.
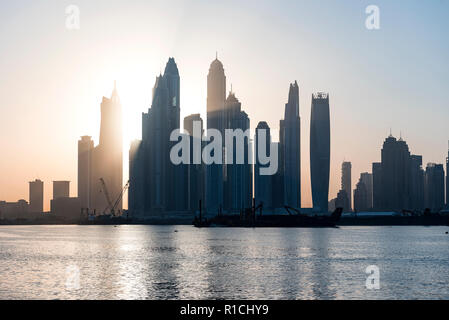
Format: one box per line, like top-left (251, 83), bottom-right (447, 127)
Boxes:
top-left (90, 82), bottom-right (123, 213)
top-left (205, 57), bottom-right (226, 214)
top-left (341, 162), bottom-right (352, 211)
top-left (29, 179), bottom-right (44, 213)
top-left (255, 121), bottom-right (273, 209)
top-left (280, 81), bottom-right (301, 208)
top-left (446, 142), bottom-right (449, 208)
top-left (78, 136), bottom-right (93, 208)
top-left (310, 93), bottom-right (330, 213)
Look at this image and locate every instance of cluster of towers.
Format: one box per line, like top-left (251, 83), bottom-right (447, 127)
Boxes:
top-left (128, 57), bottom-right (332, 218)
top-left (330, 136), bottom-right (449, 213)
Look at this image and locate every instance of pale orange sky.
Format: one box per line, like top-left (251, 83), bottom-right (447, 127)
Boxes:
top-left (1, 1), bottom-right (448, 211)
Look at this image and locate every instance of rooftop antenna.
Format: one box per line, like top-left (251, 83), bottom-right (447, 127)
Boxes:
top-left (216, 51), bottom-right (218, 60)
top-left (389, 128), bottom-right (393, 137)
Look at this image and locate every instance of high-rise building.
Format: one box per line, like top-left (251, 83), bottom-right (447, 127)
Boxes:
top-left (410, 155), bottom-right (425, 211)
top-left (380, 135), bottom-right (411, 211)
top-left (29, 179), bottom-right (43, 213)
top-left (360, 172), bottom-right (373, 210)
top-left (335, 189), bottom-right (350, 212)
top-left (78, 136), bottom-right (93, 209)
top-left (372, 162), bottom-right (382, 210)
top-left (310, 92), bottom-right (330, 213)
top-left (206, 57), bottom-right (226, 215)
top-left (279, 81), bottom-right (301, 208)
top-left (255, 121), bottom-right (273, 210)
top-left (341, 162), bottom-right (352, 211)
top-left (354, 178), bottom-right (368, 212)
top-left (446, 144), bottom-right (449, 208)
top-left (223, 92), bottom-right (252, 212)
top-left (89, 82), bottom-right (123, 214)
top-left (424, 163), bottom-right (445, 212)
top-left (53, 181), bottom-right (70, 200)
top-left (184, 114), bottom-right (205, 213)
top-left (129, 58), bottom-right (187, 217)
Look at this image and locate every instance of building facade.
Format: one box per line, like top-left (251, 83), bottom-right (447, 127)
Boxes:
top-left (310, 93), bottom-right (330, 213)
top-left (341, 162), bottom-right (352, 211)
top-left (29, 179), bottom-right (43, 213)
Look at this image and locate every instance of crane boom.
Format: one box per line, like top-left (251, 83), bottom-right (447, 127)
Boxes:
top-left (99, 178), bottom-right (113, 214)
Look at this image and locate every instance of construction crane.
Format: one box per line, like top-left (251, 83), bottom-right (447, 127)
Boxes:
top-left (99, 178), bottom-right (129, 216)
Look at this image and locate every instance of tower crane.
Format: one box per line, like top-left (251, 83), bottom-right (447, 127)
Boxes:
top-left (99, 178), bottom-right (129, 216)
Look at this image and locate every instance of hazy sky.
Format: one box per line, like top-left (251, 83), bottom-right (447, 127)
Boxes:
top-left (1, 0), bottom-right (448, 210)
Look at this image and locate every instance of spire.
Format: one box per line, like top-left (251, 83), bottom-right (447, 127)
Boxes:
top-left (111, 80), bottom-right (119, 102)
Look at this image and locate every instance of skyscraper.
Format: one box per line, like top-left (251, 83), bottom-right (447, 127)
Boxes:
top-left (255, 121), bottom-right (273, 210)
top-left (424, 163), bottom-right (445, 212)
top-left (380, 135), bottom-right (411, 211)
top-left (360, 172), bottom-right (373, 210)
top-left (78, 136), bottom-right (93, 209)
top-left (89, 83), bottom-right (123, 214)
top-left (410, 155), bottom-right (425, 211)
top-left (372, 162), bottom-right (382, 210)
top-left (279, 81), bottom-right (301, 208)
top-left (29, 179), bottom-right (43, 213)
top-left (206, 57), bottom-right (226, 215)
top-left (446, 144), bottom-right (449, 208)
top-left (135, 57), bottom-right (185, 214)
top-left (223, 92), bottom-right (252, 212)
top-left (310, 93), bottom-right (330, 213)
top-left (341, 162), bottom-right (352, 211)
top-left (354, 178), bottom-right (368, 212)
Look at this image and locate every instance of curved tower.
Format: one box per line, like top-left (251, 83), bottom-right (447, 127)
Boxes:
top-left (310, 93), bottom-right (330, 213)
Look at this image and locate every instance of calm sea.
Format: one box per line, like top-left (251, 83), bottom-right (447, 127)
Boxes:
top-left (0, 225), bottom-right (448, 300)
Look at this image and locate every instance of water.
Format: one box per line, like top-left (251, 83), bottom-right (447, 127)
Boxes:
top-left (0, 225), bottom-right (449, 300)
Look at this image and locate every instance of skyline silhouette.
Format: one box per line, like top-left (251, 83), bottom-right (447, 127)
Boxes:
top-left (1, 1), bottom-right (448, 211)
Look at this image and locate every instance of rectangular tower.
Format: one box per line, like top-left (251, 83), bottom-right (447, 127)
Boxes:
top-left (29, 179), bottom-right (44, 213)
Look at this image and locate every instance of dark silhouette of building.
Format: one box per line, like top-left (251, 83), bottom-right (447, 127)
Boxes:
top-left (129, 58), bottom-right (187, 217)
top-left (78, 136), bottom-right (93, 209)
top-left (85, 82), bottom-right (123, 214)
top-left (0, 200), bottom-right (28, 220)
top-left (341, 161), bottom-right (352, 211)
top-left (279, 81), bottom-right (301, 208)
top-left (424, 163), bottom-right (445, 212)
top-left (410, 155), bottom-right (425, 211)
top-left (360, 172), bottom-right (373, 210)
top-left (380, 135), bottom-right (411, 211)
top-left (206, 57), bottom-right (226, 215)
top-left (29, 179), bottom-right (43, 213)
top-left (53, 181), bottom-right (70, 200)
top-left (310, 93), bottom-right (330, 213)
top-left (354, 177), bottom-right (368, 212)
top-left (223, 92), bottom-right (252, 212)
top-left (372, 162), bottom-right (382, 210)
top-left (184, 114), bottom-right (205, 214)
top-left (446, 144), bottom-right (449, 208)
top-left (335, 189), bottom-right (350, 212)
top-left (255, 121), bottom-right (273, 210)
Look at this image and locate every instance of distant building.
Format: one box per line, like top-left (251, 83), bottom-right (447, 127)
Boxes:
top-left (360, 172), bottom-right (373, 210)
top-left (424, 163), bottom-right (445, 212)
top-left (78, 136), bottom-right (93, 209)
top-left (255, 122), bottom-right (273, 210)
top-left (279, 81), bottom-right (301, 209)
top-left (53, 181), bottom-right (70, 200)
top-left (380, 135), bottom-right (411, 211)
top-left (51, 197), bottom-right (82, 221)
top-left (354, 178), bottom-right (368, 212)
top-left (335, 189), bottom-right (350, 212)
top-left (29, 179), bottom-right (43, 213)
top-left (184, 114), bottom-right (203, 137)
top-left (446, 144), bottom-right (449, 208)
top-left (223, 92), bottom-right (252, 213)
top-left (0, 200), bottom-right (28, 220)
top-left (341, 162), bottom-right (352, 211)
top-left (372, 162), bottom-right (382, 211)
top-left (410, 155), bottom-right (425, 211)
top-left (310, 93), bottom-right (330, 213)
top-left (206, 57), bottom-right (226, 215)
